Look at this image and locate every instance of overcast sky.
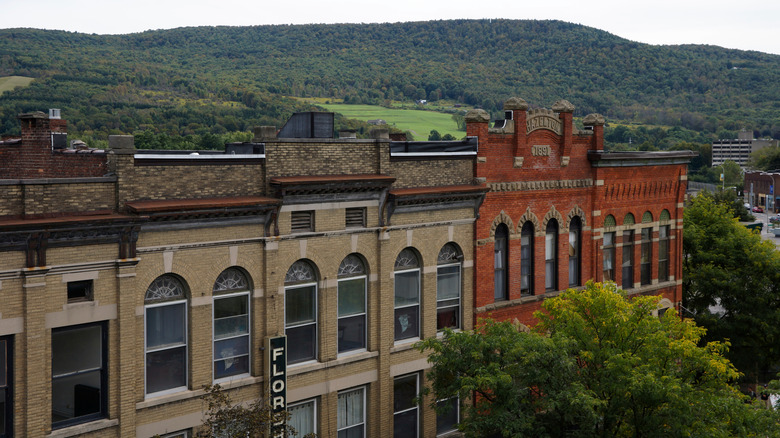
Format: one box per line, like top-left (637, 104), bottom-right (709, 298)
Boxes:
top-left (2, 0), bottom-right (779, 55)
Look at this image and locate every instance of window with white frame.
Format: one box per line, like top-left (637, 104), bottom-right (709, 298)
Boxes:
top-left (288, 399), bottom-right (316, 437)
top-left (52, 322), bottom-right (107, 428)
top-left (545, 219), bottom-right (558, 291)
top-left (160, 430), bottom-right (189, 438)
top-left (393, 374), bottom-right (419, 438)
top-left (603, 226), bottom-right (615, 282)
top-left (520, 222), bottom-right (534, 295)
top-left (285, 260), bottom-right (318, 364)
top-left (568, 217), bottom-right (581, 287)
top-left (394, 248), bottom-right (420, 342)
top-left (145, 275), bottom-right (188, 396)
top-left (338, 255), bottom-right (367, 354)
top-left (436, 396), bottom-right (459, 436)
top-left (0, 336), bottom-right (11, 438)
top-left (213, 268), bottom-right (251, 381)
top-left (338, 387), bottom-right (365, 438)
top-left (437, 243), bottom-right (461, 331)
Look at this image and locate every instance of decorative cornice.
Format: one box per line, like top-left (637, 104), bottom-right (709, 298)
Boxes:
top-left (488, 179), bottom-right (593, 192)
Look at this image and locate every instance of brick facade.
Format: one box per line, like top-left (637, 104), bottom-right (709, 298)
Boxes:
top-left (469, 97), bottom-right (693, 328)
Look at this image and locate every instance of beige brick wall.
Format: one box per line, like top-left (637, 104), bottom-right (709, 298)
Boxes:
top-left (390, 159), bottom-right (474, 188)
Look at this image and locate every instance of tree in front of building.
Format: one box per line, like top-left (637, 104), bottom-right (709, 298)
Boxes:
top-left (418, 282), bottom-right (780, 437)
top-left (193, 384), bottom-right (313, 438)
top-left (684, 194), bottom-right (780, 383)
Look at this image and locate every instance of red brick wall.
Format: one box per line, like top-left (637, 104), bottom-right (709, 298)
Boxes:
top-left (0, 115), bottom-right (107, 179)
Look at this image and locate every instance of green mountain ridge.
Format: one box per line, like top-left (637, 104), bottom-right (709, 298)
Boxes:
top-left (1, 19), bottom-right (778, 140)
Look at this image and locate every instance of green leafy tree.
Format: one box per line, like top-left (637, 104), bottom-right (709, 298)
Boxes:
top-left (428, 129), bottom-right (442, 141)
top-left (419, 283), bottom-right (780, 437)
top-left (684, 194), bottom-right (780, 381)
top-left (194, 384), bottom-right (312, 438)
top-left (748, 145), bottom-right (780, 171)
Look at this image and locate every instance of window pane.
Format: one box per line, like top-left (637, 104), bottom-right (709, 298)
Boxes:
top-left (289, 401), bottom-right (315, 436)
top-left (436, 305), bottom-right (459, 331)
top-left (214, 315), bottom-right (248, 340)
top-left (437, 265), bottom-right (460, 300)
top-left (545, 260), bottom-right (555, 289)
top-left (146, 303), bottom-right (186, 349)
top-left (214, 295), bottom-right (247, 320)
top-left (338, 278), bottom-right (365, 316)
top-left (286, 286), bottom-right (315, 326)
top-left (568, 231), bottom-right (579, 257)
top-left (213, 336), bottom-right (249, 361)
top-left (214, 355), bottom-right (249, 380)
top-left (338, 314), bottom-right (365, 353)
top-left (394, 410), bottom-right (417, 438)
top-left (52, 370), bottom-right (101, 422)
top-left (545, 232), bottom-right (555, 260)
top-left (338, 426), bottom-right (364, 438)
top-left (146, 346), bottom-right (186, 394)
top-left (52, 325), bottom-right (101, 376)
top-left (436, 398), bottom-right (458, 435)
top-left (338, 388), bottom-right (364, 430)
top-left (287, 324), bottom-right (316, 363)
top-left (394, 375), bottom-right (417, 411)
top-left (394, 305), bottom-right (419, 340)
top-left (394, 271), bottom-right (419, 307)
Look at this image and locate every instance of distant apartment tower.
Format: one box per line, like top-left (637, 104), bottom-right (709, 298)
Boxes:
top-left (711, 130), bottom-right (778, 168)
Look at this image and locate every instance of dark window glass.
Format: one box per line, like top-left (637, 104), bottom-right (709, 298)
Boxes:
top-left (338, 277), bottom-right (366, 353)
top-left (436, 397), bottom-right (459, 435)
top-left (641, 227), bottom-right (652, 285)
top-left (67, 280), bottom-right (93, 302)
top-left (568, 218), bottom-right (581, 287)
top-left (0, 337), bottom-right (11, 438)
top-left (52, 323), bottom-right (107, 428)
top-left (286, 284), bottom-right (317, 363)
top-left (394, 375), bottom-right (418, 438)
top-left (603, 232), bottom-right (615, 281)
top-left (622, 230), bottom-right (634, 289)
top-left (659, 225), bottom-right (670, 281)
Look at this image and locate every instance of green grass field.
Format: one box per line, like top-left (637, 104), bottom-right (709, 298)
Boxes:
top-left (0, 76), bottom-right (34, 94)
top-left (317, 103), bottom-right (464, 141)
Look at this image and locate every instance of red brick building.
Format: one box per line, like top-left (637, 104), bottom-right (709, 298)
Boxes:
top-left (467, 97), bottom-right (695, 326)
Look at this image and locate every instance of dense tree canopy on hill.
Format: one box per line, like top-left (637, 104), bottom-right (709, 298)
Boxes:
top-left (1, 20), bottom-right (779, 143)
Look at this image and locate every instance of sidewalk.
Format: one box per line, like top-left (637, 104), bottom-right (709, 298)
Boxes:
top-left (751, 212), bottom-right (780, 250)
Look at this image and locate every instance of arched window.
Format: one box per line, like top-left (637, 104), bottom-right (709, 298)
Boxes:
top-left (494, 224), bottom-right (509, 300)
top-left (212, 268), bottom-right (250, 381)
top-left (285, 260), bottom-right (318, 364)
top-left (338, 255), bottom-right (367, 354)
top-left (545, 219), bottom-right (558, 291)
top-left (394, 248), bottom-right (420, 342)
top-left (568, 217), bottom-right (581, 287)
top-left (623, 213), bottom-right (635, 226)
top-left (520, 222), bottom-right (534, 295)
top-left (145, 275), bottom-right (188, 396)
top-left (437, 243), bottom-right (462, 330)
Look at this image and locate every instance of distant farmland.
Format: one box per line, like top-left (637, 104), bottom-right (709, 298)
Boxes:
top-left (318, 103), bottom-right (464, 141)
top-left (0, 76), bottom-right (34, 95)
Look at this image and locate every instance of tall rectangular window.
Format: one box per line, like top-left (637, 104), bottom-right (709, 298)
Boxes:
top-left (286, 284), bottom-right (317, 364)
top-left (52, 322), bottom-right (107, 428)
top-left (658, 225), bottom-right (670, 282)
top-left (394, 270), bottom-right (420, 341)
top-left (338, 387), bottom-right (365, 438)
top-left (436, 397), bottom-right (459, 436)
top-left (641, 227), bottom-right (652, 285)
top-left (289, 399), bottom-right (316, 437)
top-left (394, 374), bottom-right (419, 438)
top-left (494, 224), bottom-right (508, 300)
top-left (213, 291), bottom-right (250, 380)
top-left (622, 230), bottom-right (634, 290)
top-left (338, 277), bottom-right (366, 354)
top-left (568, 218), bottom-right (581, 287)
top-left (545, 220), bottom-right (558, 291)
top-left (603, 232), bottom-right (615, 282)
top-left (0, 337), bottom-right (11, 438)
top-left (521, 223), bottom-right (534, 295)
top-left (146, 301), bottom-right (187, 395)
top-left (436, 264), bottom-right (461, 330)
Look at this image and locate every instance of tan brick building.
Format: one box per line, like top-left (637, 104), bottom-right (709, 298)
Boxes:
top-left (0, 111), bottom-right (486, 437)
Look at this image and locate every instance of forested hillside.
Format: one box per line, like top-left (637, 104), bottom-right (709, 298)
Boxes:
top-left (1, 19), bottom-right (779, 143)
